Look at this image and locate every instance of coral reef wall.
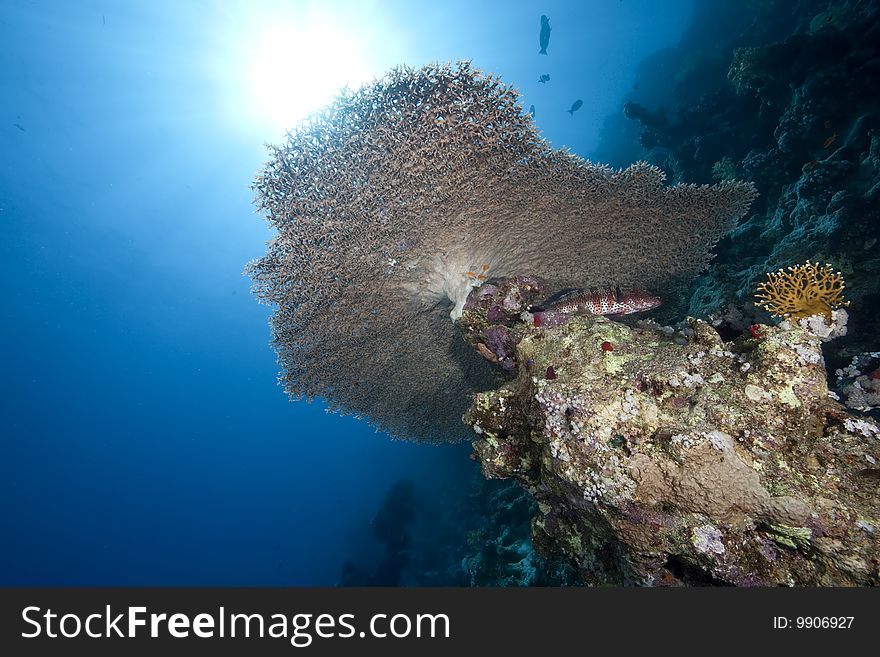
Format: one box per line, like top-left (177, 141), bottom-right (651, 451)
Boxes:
top-left (618, 0), bottom-right (880, 368)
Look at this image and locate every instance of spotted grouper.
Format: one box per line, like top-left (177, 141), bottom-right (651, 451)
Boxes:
top-left (533, 287), bottom-right (661, 318)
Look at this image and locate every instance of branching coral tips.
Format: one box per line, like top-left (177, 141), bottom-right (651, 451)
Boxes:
top-left (755, 260), bottom-right (849, 321)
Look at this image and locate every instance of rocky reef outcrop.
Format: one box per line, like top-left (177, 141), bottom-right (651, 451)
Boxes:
top-left (461, 278), bottom-right (880, 586)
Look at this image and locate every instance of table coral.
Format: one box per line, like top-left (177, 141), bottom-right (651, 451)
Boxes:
top-left (246, 62), bottom-right (755, 443)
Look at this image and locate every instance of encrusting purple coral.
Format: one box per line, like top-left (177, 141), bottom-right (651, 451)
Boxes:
top-left (483, 326), bottom-right (516, 371)
top-left (458, 277), bottom-right (545, 376)
top-left (247, 61), bottom-right (756, 443)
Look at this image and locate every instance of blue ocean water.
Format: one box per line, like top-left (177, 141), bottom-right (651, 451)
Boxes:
top-left (1, 0), bottom-right (695, 585)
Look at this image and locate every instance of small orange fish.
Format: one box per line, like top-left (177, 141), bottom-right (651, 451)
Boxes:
top-left (823, 132), bottom-right (838, 148)
top-left (802, 159), bottom-right (819, 172)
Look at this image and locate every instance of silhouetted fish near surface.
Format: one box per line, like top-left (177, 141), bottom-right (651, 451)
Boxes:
top-left (529, 105), bottom-right (536, 118)
top-left (539, 15), bottom-right (551, 55)
top-left (13, 123), bottom-right (25, 132)
top-left (538, 74), bottom-right (550, 83)
top-left (567, 99), bottom-right (583, 115)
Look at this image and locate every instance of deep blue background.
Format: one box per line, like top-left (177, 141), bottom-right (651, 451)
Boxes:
top-left (1, 0), bottom-right (693, 584)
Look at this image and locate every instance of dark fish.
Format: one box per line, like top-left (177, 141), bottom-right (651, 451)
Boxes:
top-left (13, 123), bottom-right (25, 132)
top-left (529, 104), bottom-right (536, 118)
top-left (538, 74), bottom-right (550, 83)
top-left (539, 15), bottom-right (551, 55)
top-left (567, 99), bottom-right (583, 115)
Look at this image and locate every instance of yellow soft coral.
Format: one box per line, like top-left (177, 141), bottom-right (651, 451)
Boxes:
top-left (755, 260), bottom-right (849, 321)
